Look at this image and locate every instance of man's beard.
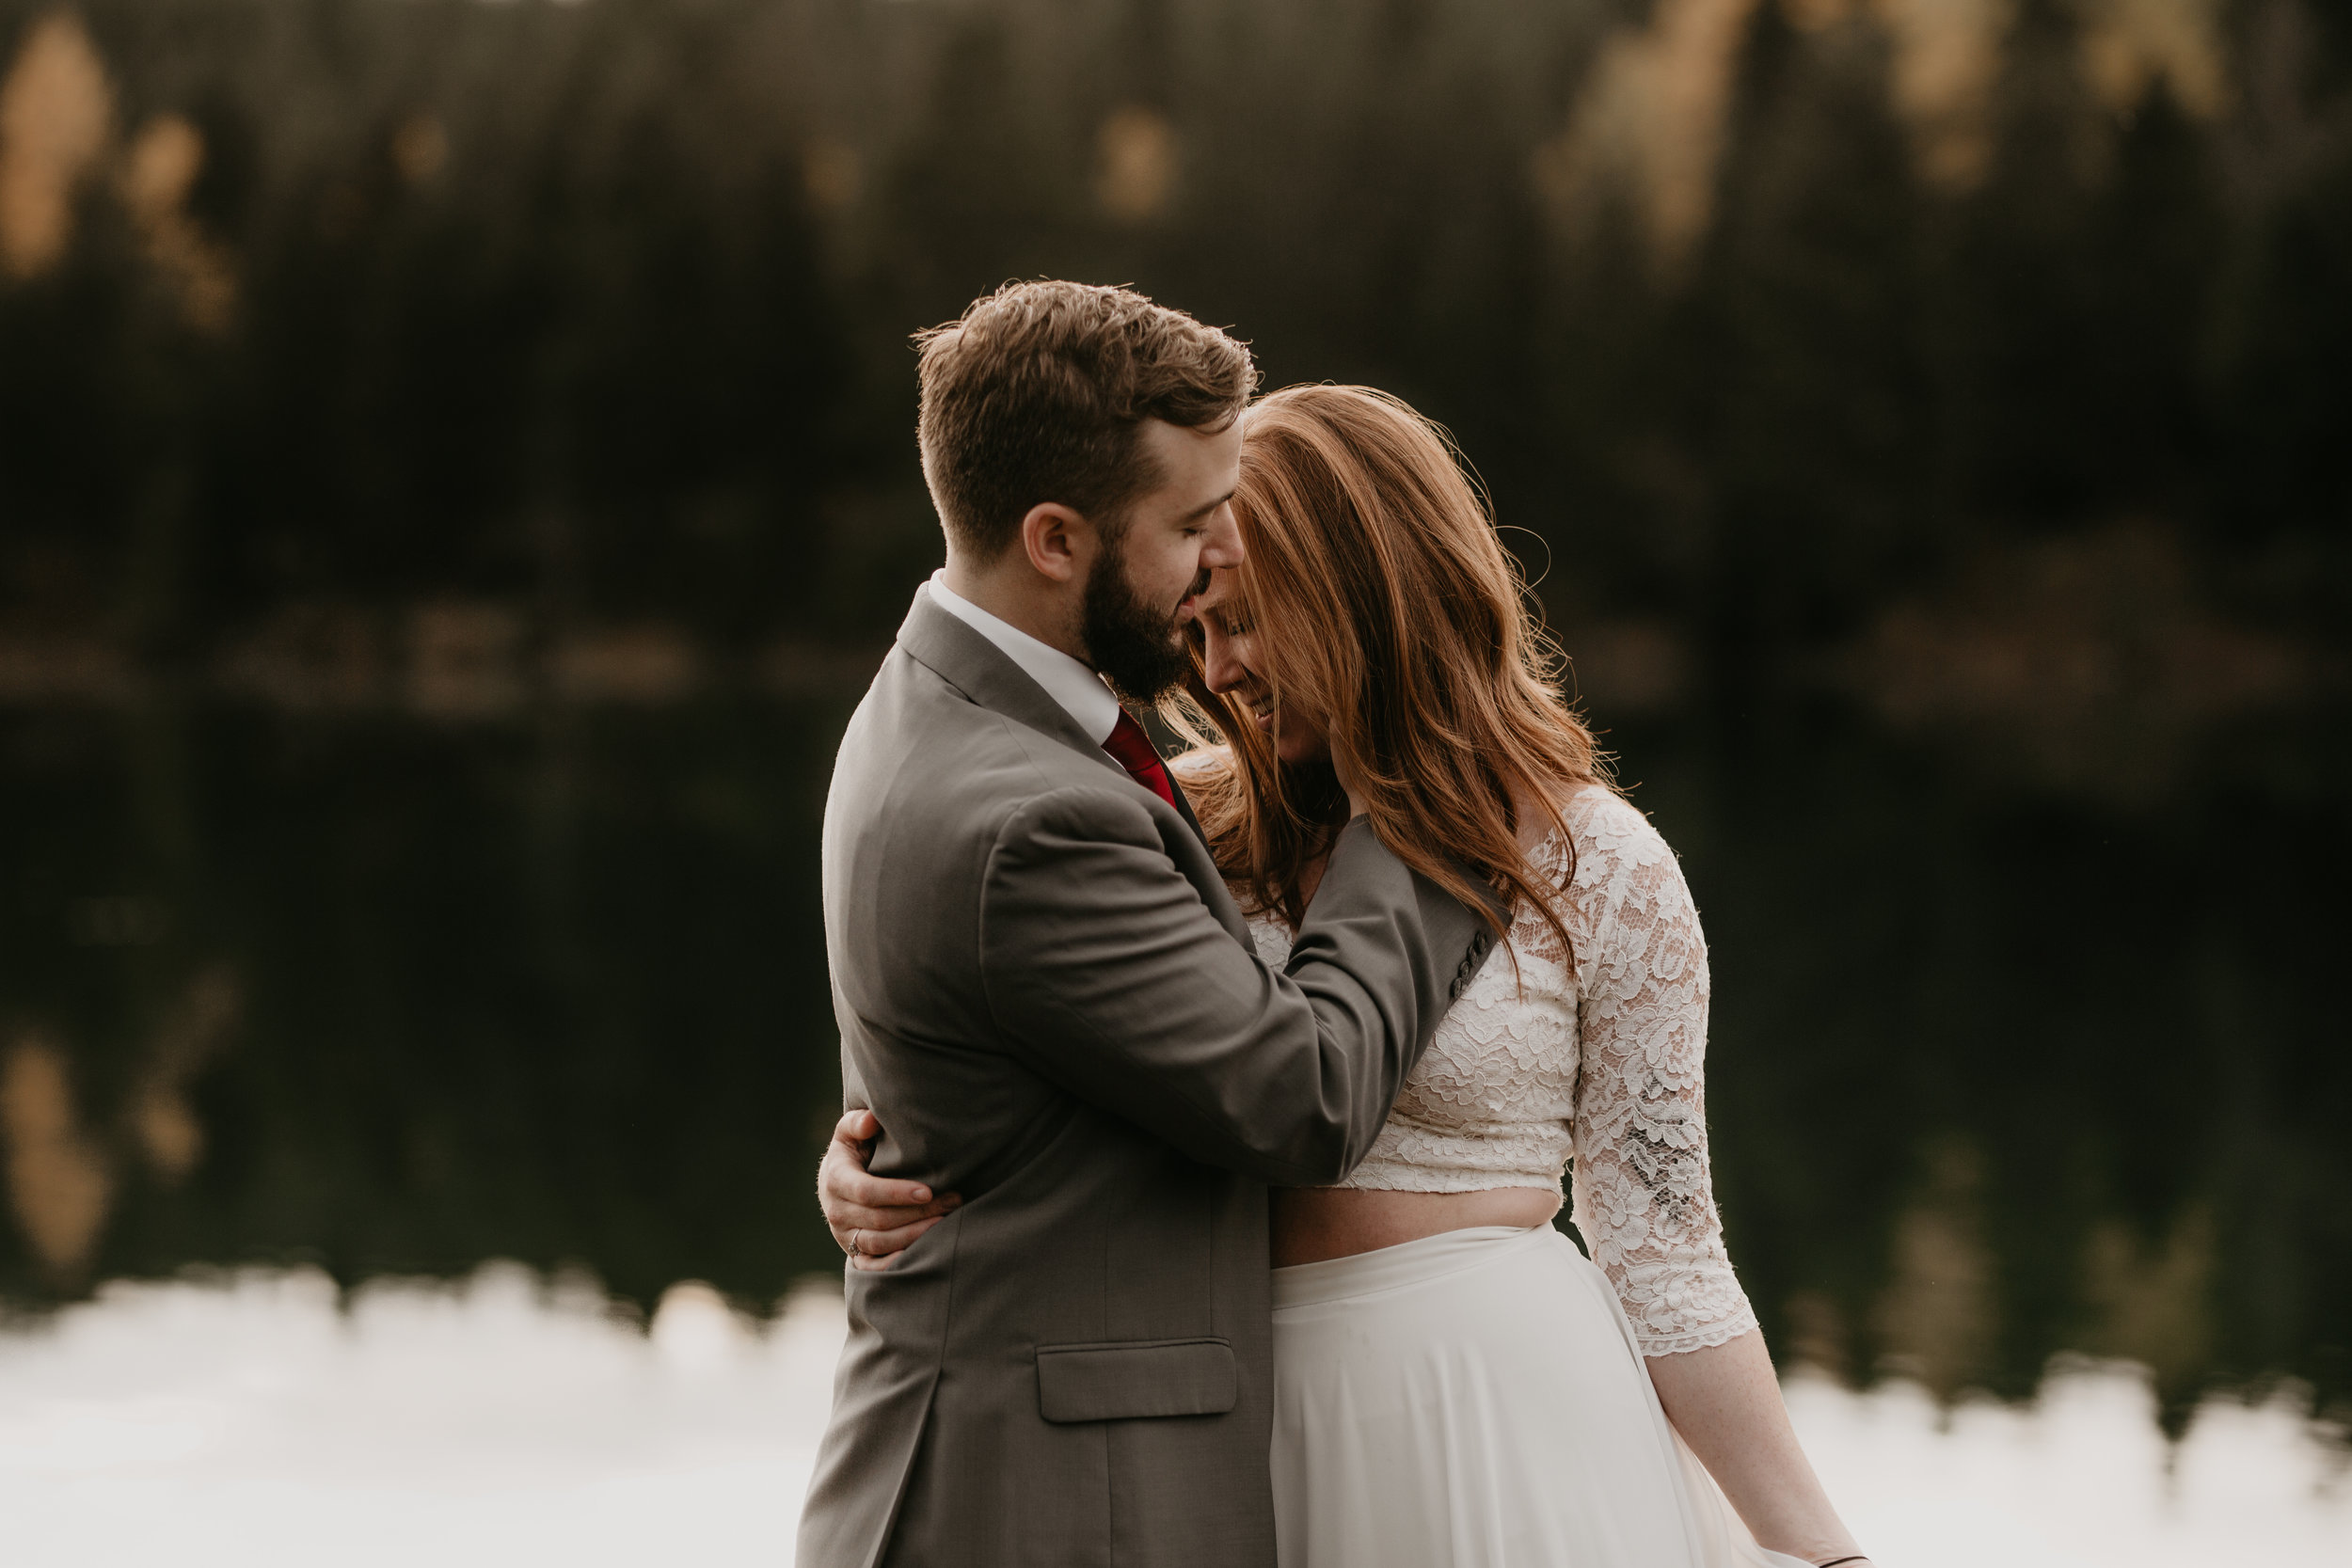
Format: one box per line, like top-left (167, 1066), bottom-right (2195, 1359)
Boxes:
top-left (1081, 531), bottom-right (1193, 704)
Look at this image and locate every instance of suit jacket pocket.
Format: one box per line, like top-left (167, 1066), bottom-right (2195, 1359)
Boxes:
top-left (1033, 1337), bottom-right (1237, 1423)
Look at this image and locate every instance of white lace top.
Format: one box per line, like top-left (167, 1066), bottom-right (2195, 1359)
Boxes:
top-left (1247, 784), bottom-right (1758, 1356)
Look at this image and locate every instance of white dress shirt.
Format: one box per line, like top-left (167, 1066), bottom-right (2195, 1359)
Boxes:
top-left (927, 571), bottom-right (1122, 746)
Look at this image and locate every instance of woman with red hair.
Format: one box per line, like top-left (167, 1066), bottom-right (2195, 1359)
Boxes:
top-left (1168, 384), bottom-right (1867, 1568)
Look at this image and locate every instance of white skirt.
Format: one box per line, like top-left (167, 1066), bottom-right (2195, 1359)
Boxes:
top-left (1270, 1225), bottom-right (1813, 1568)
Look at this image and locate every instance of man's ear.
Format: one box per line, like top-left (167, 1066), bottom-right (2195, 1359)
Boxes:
top-left (1019, 502), bottom-right (1095, 584)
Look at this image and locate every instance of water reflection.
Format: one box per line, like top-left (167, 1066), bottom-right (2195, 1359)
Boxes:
top-left (0, 693), bottom-right (855, 1312)
top-left (1, 678), bottom-right (2344, 1456)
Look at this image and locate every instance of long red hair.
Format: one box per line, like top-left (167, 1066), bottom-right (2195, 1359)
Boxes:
top-left (1164, 384), bottom-right (1613, 955)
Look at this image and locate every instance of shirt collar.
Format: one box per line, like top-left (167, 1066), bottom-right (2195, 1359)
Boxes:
top-left (927, 571), bottom-right (1122, 746)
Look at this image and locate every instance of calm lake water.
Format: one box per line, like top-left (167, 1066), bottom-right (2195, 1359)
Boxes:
top-left (1, 658), bottom-right (2345, 1552)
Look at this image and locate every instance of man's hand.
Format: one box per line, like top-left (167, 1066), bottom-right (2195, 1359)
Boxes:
top-left (818, 1110), bottom-right (960, 1272)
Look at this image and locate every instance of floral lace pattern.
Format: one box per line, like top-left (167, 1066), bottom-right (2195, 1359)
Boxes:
top-left (1248, 785), bottom-right (1757, 1356)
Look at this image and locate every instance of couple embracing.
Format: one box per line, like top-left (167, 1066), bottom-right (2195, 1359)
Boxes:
top-left (800, 280), bottom-right (1869, 1568)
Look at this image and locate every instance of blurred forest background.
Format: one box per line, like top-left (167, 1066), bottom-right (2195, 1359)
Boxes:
top-left (0, 0), bottom-right (2344, 1443)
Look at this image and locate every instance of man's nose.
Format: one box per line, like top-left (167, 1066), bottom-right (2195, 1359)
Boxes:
top-left (1199, 505), bottom-right (1243, 570)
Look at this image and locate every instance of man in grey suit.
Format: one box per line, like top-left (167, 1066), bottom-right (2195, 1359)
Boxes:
top-left (797, 280), bottom-right (1493, 1568)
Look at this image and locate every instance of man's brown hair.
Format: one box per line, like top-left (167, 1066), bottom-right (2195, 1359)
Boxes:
top-left (914, 281), bottom-right (1257, 562)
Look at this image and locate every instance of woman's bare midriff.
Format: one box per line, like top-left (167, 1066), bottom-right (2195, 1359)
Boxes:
top-left (1271, 1184), bottom-right (1563, 1268)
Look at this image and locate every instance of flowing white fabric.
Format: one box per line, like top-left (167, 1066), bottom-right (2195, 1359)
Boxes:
top-left (1270, 1226), bottom-right (1809, 1568)
top-left (1246, 782), bottom-right (1757, 1355)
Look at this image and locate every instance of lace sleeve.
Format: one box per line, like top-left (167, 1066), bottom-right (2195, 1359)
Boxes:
top-left (1566, 800), bottom-right (1759, 1357)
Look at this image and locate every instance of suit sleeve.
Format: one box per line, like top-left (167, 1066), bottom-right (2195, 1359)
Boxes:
top-left (977, 785), bottom-right (1493, 1186)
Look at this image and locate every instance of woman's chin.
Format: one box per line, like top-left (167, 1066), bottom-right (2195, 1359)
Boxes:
top-left (1246, 705), bottom-right (1329, 767)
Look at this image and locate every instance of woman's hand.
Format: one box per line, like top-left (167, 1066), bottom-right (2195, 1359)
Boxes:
top-left (818, 1110), bottom-right (959, 1272)
top-left (1645, 1329), bottom-right (1866, 1565)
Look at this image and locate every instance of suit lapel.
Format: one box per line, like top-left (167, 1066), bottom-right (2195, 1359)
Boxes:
top-left (1165, 767), bottom-right (1212, 847)
top-left (895, 589), bottom-right (1136, 788)
top-left (894, 588), bottom-right (1216, 853)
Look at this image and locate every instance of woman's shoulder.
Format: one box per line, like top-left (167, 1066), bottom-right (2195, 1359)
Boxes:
top-left (1549, 783), bottom-right (1678, 886)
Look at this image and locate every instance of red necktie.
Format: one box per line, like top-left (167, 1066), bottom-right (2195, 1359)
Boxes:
top-left (1103, 710), bottom-right (1177, 808)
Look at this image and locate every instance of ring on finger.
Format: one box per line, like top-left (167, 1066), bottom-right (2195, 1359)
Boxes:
top-left (847, 1227), bottom-right (865, 1257)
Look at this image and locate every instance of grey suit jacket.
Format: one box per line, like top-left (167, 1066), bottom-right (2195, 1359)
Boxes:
top-left (797, 588), bottom-right (1495, 1568)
